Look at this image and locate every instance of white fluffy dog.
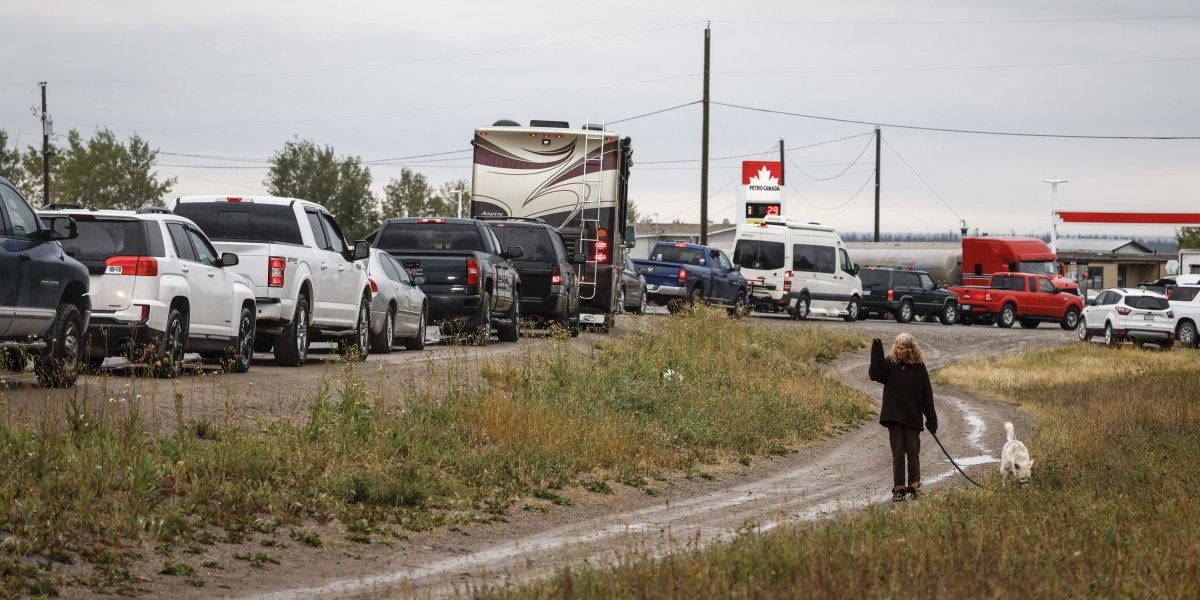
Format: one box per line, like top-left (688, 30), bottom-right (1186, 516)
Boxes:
top-left (1000, 422), bottom-right (1033, 486)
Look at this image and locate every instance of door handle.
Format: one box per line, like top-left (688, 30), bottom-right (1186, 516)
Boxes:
top-left (337, 265), bottom-right (346, 272)
top-left (321, 263), bottom-right (329, 270)
top-left (207, 271), bottom-right (215, 277)
top-left (19, 253), bottom-right (31, 262)
top-left (182, 266), bottom-right (190, 273)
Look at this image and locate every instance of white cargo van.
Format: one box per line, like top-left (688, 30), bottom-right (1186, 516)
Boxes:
top-left (731, 216), bottom-right (863, 320)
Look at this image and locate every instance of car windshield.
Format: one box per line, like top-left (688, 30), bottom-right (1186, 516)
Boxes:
top-left (652, 245), bottom-right (707, 266)
top-left (1126, 296), bottom-right (1169, 310)
top-left (175, 202), bottom-right (302, 245)
top-left (490, 225), bottom-right (555, 261)
top-left (733, 240), bottom-right (785, 270)
top-left (59, 219), bottom-right (147, 260)
top-left (376, 223), bottom-right (483, 251)
top-left (1018, 261), bottom-right (1057, 275)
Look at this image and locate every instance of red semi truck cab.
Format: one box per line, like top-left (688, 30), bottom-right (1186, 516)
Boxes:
top-left (961, 237), bottom-right (1076, 291)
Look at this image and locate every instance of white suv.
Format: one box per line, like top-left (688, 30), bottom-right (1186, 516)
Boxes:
top-left (1078, 287), bottom-right (1176, 349)
top-left (39, 206), bottom-right (257, 376)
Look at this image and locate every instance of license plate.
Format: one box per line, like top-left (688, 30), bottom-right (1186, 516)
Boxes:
top-left (960, 305), bottom-right (971, 311)
top-left (580, 313), bottom-right (606, 324)
top-left (1144, 314), bottom-right (1154, 321)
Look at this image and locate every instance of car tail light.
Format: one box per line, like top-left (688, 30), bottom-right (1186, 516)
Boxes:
top-left (466, 258), bottom-right (480, 285)
top-left (1116, 306), bottom-right (1130, 315)
top-left (783, 270), bottom-right (792, 293)
top-left (104, 256), bottom-right (158, 276)
top-left (678, 268), bottom-right (687, 283)
top-left (136, 304), bottom-right (150, 323)
top-left (368, 277), bottom-right (378, 293)
top-left (418, 218), bottom-right (446, 224)
top-left (886, 288), bottom-right (894, 301)
top-left (673, 242), bottom-right (688, 248)
top-left (550, 266), bottom-right (562, 286)
top-left (268, 256), bottom-right (285, 288)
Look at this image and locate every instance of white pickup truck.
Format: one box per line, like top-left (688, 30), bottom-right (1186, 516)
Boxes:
top-left (173, 195), bottom-right (372, 366)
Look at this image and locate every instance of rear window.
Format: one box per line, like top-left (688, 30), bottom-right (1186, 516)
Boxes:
top-left (991, 275), bottom-right (1025, 291)
top-left (652, 245), bottom-right (707, 266)
top-left (859, 268), bottom-right (889, 286)
top-left (1171, 286), bottom-right (1200, 302)
top-left (59, 219), bottom-right (148, 261)
top-left (376, 223), bottom-right (483, 251)
top-left (174, 202), bottom-right (302, 245)
top-left (490, 225), bottom-right (557, 261)
top-left (1126, 296), bottom-right (1169, 310)
top-left (733, 240), bottom-right (784, 270)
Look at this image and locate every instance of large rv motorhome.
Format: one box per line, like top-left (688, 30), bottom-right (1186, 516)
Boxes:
top-left (471, 119), bottom-right (634, 331)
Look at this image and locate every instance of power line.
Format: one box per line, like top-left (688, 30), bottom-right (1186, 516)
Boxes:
top-left (790, 169), bottom-right (876, 212)
top-left (609, 100), bottom-right (701, 124)
top-left (785, 136), bottom-right (874, 182)
top-left (712, 101), bottom-right (1200, 140)
top-left (881, 137), bottom-right (963, 222)
top-left (640, 131), bottom-right (873, 165)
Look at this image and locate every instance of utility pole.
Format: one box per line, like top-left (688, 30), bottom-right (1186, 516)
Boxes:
top-left (873, 126), bottom-right (881, 242)
top-left (778, 138), bottom-right (785, 186)
top-left (39, 82), bottom-right (51, 204)
top-left (700, 22), bottom-right (711, 245)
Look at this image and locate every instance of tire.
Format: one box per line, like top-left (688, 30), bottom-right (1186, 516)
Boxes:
top-left (939, 302), bottom-right (958, 326)
top-left (997, 304), bottom-right (1017, 329)
top-left (666, 299), bottom-right (684, 314)
top-left (370, 307), bottom-right (395, 354)
top-left (1103, 322), bottom-right (1118, 348)
top-left (339, 297), bottom-right (371, 362)
top-left (404, 305), bottom-right (428, 351)
top-left (689, 286), bottom-right (704, 307)
top-left (1019, 319), bottom-right (1040, 329)
top-left (895, 300), bottom-right (914, 323)
top-left (1077, 317), bottom-right (1093, 342)
top-left (498, 294), bottom-right (520, 343)
top-left (791, 294), bottom-right (810, 320)
top-left (1176, 320), bottom-right (1198, 349)
top-left (152, 308), bottom-right (187, 379)
top-left (617, 287), bottom-right (627, 314)
top-left (634, 289), bottom-right (647, 315)
top-left (274, 293), bottom-right (310, 367)
top-left (33, 303), bottom-right (83, 388)
top-left (224, 305), bottom-right (255, 373)
top-left (1060, 307), bottom-right (1081, 331)
top-left (728, 290), bottom-right (748, 318)
top-left (843, 297), bottom-right (860, 322)
top-left (472, 291), bottom-right (492, 346)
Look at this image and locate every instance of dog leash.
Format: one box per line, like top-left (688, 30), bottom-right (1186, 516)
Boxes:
top-left (929, 431), bottom-right (986, 489)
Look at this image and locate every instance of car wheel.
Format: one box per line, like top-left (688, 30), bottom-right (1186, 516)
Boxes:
top-left (618, 287), bottom-right (627, 314)
top-left (339, 297), bottom-right (371, 361)
top-left (472, 290), bottom-right (492, 346)
top-left (939, 302), bottom-right (958, 326)
top-left (1176, 320), bottom-right (1198, 349)
top-left (152, 308), bottom-right (187, 378)
top-left (997, 303), bottom-right (1017, 328)
top-left (224, 305), bottom-right (255, 373)
top-left (370, 307), bottom-right (395, 354)
top-left (1077, 317), bottom-right (1093, 342)
top-left (842, 297), bottom-right (860, 322)
top-left (895, 300), bottom-right (914, 323)
top-left (1060, 307), bottom-right (1081, 331)
top-left (635, 288), bottom-right (647, 315)
top-left (1019, 318), bottom-right (1040, 329)
top-left (1104, 322), bottom-right (1118, 348)
top-left (33, 303), bottom-right (84, 388)
top-left (666, 298), bottom-right (684, 314)
top-left (729, 290), bottom-right (749, 319)
top-left (791, 294), bottom-right (810, 320)
top-left (498, 294), bottom-right (520, 342)
top-left (274, 292), bottom-right (310, 367)
top-left (404, 305), bottom-right (428, 351)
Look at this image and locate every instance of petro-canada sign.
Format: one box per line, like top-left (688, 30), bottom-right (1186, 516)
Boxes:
top-left (739, 160), bottom-right (783, 224)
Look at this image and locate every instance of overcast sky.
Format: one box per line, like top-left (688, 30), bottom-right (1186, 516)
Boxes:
top-left (3, 1), bottom-right (1198, 236)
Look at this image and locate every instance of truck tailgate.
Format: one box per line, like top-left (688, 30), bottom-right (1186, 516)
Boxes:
top-left (386, 252), bottom-right (472, 286)
top-left (634, 260), bottom-right (684, 287)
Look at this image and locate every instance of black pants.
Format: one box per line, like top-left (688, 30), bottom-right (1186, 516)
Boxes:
top-left (888, 425), bottom-right (921, 488)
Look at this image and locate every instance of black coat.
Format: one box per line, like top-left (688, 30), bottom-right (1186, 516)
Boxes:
top-left (868, 339), bottom-right (938, 433)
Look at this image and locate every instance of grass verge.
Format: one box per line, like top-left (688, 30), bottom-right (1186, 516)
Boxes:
top-left (0, 308), bottom-right (868, 596)
top-left (490, 344), bottom-right (1200, 599)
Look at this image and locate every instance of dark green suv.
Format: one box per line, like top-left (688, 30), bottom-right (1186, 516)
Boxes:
top-left (858, 266), bottom-right (958, 325)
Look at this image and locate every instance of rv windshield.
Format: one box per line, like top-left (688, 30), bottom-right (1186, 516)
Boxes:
top-left (733, 240), bottom-right (785, 270)
top-left (1018, 261), bottom-right (1057, 275)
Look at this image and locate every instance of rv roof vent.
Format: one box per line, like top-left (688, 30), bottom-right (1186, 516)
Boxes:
top-left (137, 205), bottom-right (173, 215)
top-left (582, 123), bottom-right (605, 131)
top-left (529, 120), bottom-right (570, 129)
top-left (492, 119), bottom-right (520, 127)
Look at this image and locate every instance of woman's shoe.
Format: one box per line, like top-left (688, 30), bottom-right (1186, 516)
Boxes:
top-left (892, 488), bottom-right (906, 502)
top-left (907, 483), bottom-right (921, 500)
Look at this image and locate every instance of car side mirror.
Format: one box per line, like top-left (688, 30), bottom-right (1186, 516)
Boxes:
top-left (502, 245), bottom-right (524, 260)
top-left (732, 264), bottom-right (741, 272)
top-left (349, 240), bottom-right (370, 261)
top-left (45, 216), bottom-right (77, 241)
top-left (570, 252), bottom-right (586, 265)
top-left (413, 276), bottom-right (426, 285)
top-left (1085, 298), bottom-right (1094, 306)
top-left (219, 252), bottom-right (239, 267)
top-left (623, 225), bottom-right (637, 248)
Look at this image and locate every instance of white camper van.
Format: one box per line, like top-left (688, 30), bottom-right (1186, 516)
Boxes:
top-left (731, 216), bottom-right (863, 320)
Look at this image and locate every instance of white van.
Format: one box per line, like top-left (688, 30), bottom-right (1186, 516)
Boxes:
top-left (731, 216), bottom-right (863, 320)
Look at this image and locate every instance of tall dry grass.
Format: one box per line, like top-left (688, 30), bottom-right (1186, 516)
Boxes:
top-left (494, 344), bottom-right (1200, 599)
top-left (0, 308), bottom-right (869, 596)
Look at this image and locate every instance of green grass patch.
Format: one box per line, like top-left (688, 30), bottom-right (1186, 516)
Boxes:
top-left (491, 344), bottom-right (1200, 599)
top-left (0, 308), bottom-right (868, 595)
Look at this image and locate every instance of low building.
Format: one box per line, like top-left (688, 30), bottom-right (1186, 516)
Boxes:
top-left (1056, 238), bottom-right (1170, 291)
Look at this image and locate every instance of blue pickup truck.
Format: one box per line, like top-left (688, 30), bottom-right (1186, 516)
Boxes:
top-left (632, 242), bottom-right (748, 314)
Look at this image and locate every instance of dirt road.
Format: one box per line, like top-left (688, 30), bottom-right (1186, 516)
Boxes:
top-left (215, 315), bottom-right (1073, 599)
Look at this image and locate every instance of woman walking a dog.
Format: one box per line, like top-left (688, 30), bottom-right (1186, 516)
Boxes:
top-left (869, 333), bottom-right (938, 502)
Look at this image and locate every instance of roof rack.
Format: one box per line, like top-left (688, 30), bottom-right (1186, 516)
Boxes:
top-left (476, 216), bottom-right (548, 225)
top-left (136, 205), bottom-right (173, 214)
top-left (41, 203), bottom-right (85, 210)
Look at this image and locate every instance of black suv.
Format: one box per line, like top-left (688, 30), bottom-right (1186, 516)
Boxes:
top-left (858, 266), bottom-right (958, 325)
top-left (483, 218), bottom-right (583, 336)
top-left (0, 178), bottom-right (91, 387)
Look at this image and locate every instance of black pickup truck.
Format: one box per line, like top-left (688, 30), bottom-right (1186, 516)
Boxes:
top-left (370, 217), bottom-right (522, 345)
top-left (0, 177), bottom-right (91, 387)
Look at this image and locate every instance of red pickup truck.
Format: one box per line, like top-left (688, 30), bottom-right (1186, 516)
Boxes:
top-left (952, 272), bottom-right (1084, 329)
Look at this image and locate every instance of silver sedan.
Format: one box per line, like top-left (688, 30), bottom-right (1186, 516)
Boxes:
top-left (367, 249), bottom-right (428, 352)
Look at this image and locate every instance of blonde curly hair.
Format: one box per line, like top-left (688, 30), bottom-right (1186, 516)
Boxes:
top-left (888, 332), bottom-right (925, 365)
